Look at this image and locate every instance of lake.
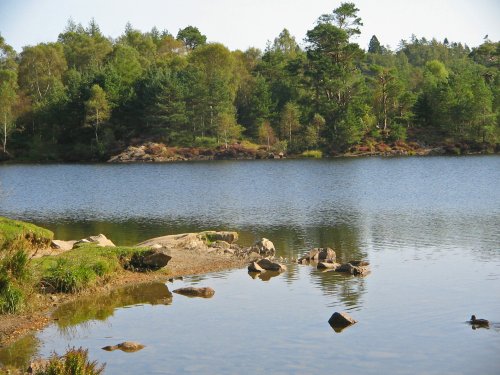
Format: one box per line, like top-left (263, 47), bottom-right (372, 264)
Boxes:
top-left (1, 157), bottom-right (500, 374)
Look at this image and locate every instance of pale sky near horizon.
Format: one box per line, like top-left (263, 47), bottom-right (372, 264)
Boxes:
top-left (0, 0), bottom-right (499, 53)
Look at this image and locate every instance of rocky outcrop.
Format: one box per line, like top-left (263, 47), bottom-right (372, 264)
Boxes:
top-left (102, 341), bottom-right (145, 352)
top-left (172, 286), bottom-right (215, 298)
top-left (328, 311), bottom-right (357, 332)
top-left (298, 248), bottom-right (336, 263)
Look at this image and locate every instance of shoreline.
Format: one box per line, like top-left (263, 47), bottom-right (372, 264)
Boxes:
top-left (0, 249), bottom-right (248, 348)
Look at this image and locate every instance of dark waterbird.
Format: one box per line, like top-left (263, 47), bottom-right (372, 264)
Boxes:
top-left (469, 315), bottom-right (489, 327)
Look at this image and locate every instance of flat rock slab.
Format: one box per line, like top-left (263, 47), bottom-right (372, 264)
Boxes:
top-left (173, 287), bottom-right (215, 298)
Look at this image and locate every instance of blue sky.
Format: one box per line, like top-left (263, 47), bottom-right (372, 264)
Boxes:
top-left (1, 0), bottom-right (499, 52)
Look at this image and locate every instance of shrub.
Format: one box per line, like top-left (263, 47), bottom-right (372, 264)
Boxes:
top-left (301, 150), bottom-right (323, 158)
top-left (34, 347), bottom-right (105, 375)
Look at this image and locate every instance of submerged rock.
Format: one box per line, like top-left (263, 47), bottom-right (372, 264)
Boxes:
top-left (173, 286), bottom-right (215, 298)
top-left (102, 341), bottom-right (145, 352)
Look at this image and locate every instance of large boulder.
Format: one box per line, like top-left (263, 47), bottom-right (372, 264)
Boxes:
top-left (249, 238), bottom-right (275, 257)
top-left (298, 247), bottom-right (335, 263)
top-left (173, 287), bottom-right (215, 298)
top-left (328, 311), bottom-right (357, 331)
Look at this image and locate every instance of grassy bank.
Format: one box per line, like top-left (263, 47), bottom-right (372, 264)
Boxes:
top-left (0, 217), bottom-right (153, 315)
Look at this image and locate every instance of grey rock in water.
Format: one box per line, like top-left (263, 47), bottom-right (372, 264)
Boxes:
top-left (102, 341), bottom-right (145, 352)
top-left (335, 261), bottom-right (370, 276)
top-left (328, 311), bottom-right (357, 332)
top-left (255, 258), bottom-right (286, 272)
top-left (317, 261), bottom-right (340, 270)
top-left (249, 238), bottom-right (276, 257)
top-left (298, 247), bottom-right (336, 263)
top-left (173, 286), bottom-right (215, 298)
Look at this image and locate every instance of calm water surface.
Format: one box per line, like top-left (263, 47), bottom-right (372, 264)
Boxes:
top-left (1, 157), bottom-right (499, 374)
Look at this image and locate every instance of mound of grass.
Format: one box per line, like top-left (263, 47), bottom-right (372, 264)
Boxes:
top-left (36, 244), bottom-right (151, 293)
top-left (0, 217), bottom-right (53, 248)
top-left (301, 150), bottom-right (323, 158)
top-left (33, 347), bottom-right (105, 375)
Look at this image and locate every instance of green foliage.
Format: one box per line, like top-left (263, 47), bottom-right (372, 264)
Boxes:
top-left (0, 12), bottom-right (498, 161)
top-left (301, 150), bottom-right (323, 158)
top-left (34, 347), bottom-right (105, 375)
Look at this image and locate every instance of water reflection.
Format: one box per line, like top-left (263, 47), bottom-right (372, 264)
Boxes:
top-left (52, 282), bottom-right (172, 333)
top-left (0, 333), bottom-right (39, 369)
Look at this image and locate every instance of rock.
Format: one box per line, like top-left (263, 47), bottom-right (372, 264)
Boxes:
top-left (173, 287), bottom-right (215, 298)
top-left (317, 262), bottom-right (340, 270)
top-left (51, 240), bottom-right (77, 251)
top-left (298, 247), bottom-right (335, 263)
top-left (328, 311), bottom-right (357, 330)
top-left (256, 258), bottom-right (286, 272)
top-left (141, 249), bottom-right (172, 269)
top-left (76, 234), bottom-right (115, 247)
top-left (102, 341), bottom-right (145, 352)
top-left (248, 261), bottom-right (265, 272)
top-left (207, 231), bottom-right (238, 244)
top-left (335, 261), bottom-right (370, 276)
top-left (126, 249), bottom-right (172, 271)
top-left (249, 238), bottom-right (275, 257)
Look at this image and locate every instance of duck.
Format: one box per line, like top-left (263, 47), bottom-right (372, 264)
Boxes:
top-left (469, 315), bottom-right (489, 327)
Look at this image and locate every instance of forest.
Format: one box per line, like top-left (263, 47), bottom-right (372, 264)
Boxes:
top-left (0, 2), bottom-right (498, 161)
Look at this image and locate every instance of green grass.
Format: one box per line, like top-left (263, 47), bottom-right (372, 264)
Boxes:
top-left (36, 244), bottom-right (151, 293)
top-left (0, 238), bottom-right (33, 314)
top-left (0, 216), bottom-right (54, 247)
top-left (301, 150), bottom-right (323, 158)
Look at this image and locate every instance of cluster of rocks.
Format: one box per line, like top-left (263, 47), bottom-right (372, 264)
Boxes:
top-left (107, 142), bottom-right (284, 163)
top-left (297, 247), bottom-right (370, 276)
